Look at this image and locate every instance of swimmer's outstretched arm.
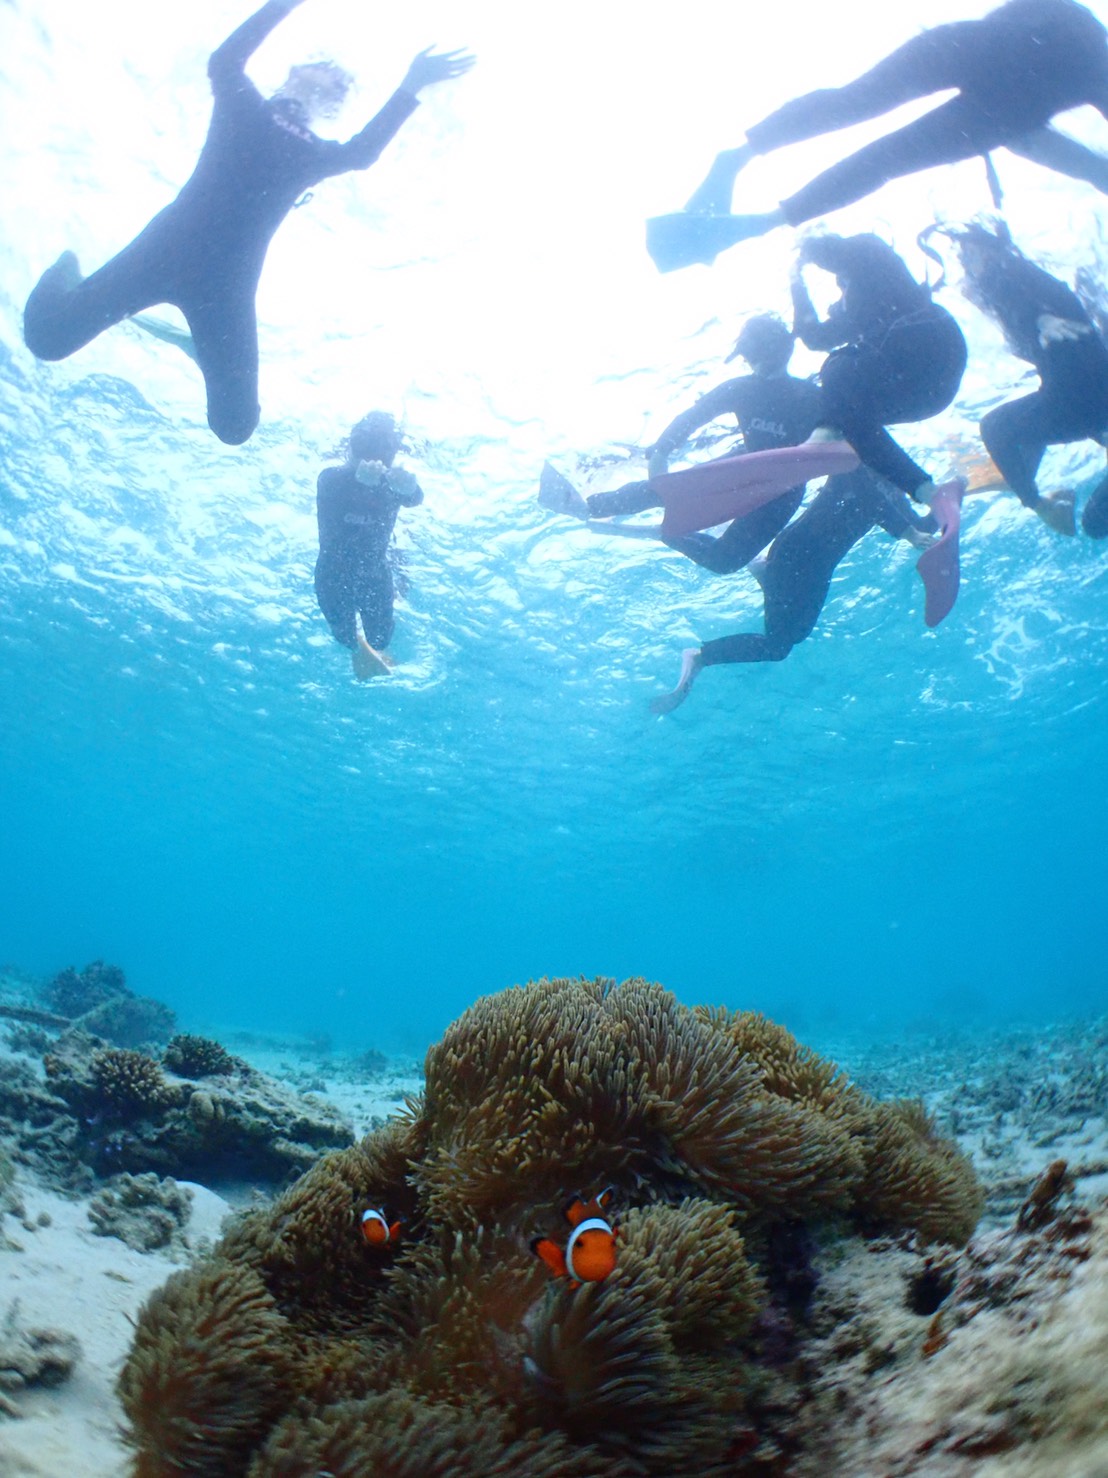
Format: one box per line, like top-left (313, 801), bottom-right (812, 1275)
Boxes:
top-left (330, 45), bottom-right (476, 173)
top-left (399, 47), bottom-right (476, 98)
top-left (209, 0), bottom-right (308, 92)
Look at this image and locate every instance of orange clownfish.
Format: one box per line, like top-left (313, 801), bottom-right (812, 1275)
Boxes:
top-left (531, 1187), bottom-right (617, 1287)
top-left (359, 1207), bottom-right (403, 1247)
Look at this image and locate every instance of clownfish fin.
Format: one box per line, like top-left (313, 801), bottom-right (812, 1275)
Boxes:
top-left (531, 1236), bottom-right (568, 1279)
top-left (566, 1186), bottom-right (615, 1226)
top-left (561, 1194), bottom-right (586, 1227)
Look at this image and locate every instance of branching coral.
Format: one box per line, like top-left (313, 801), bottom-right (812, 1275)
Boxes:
top-left (86, 1048), bottom-right (176, 1120)
top-left (163, 1034), bottom-right (236, 1079)
top-left (120, 976), bottom-right (984, 1476)
top-left (42, 960), bottom-right (127, 1018)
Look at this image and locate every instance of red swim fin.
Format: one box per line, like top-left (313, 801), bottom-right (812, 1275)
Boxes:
top-left (916, 479), bottom-right (965, 628)
top-left (657, 442), bottom-right (860, 538)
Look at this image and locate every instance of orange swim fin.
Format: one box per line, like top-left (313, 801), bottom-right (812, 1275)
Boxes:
top-left (657, 442), bottom-right (860, 538)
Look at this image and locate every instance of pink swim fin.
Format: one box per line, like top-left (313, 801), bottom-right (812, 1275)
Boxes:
top-left (657, 442), bottom-right (860, 538)
top-left (915, 479), bottom-right (966, 628)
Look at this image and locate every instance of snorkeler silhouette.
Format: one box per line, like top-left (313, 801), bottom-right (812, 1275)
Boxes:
top-left (931, 219), bottom-right (1108, 538)
top-left (650, 467), bottom-right (939, 714)
top-left (314, 412), bottom-right (422, 680)
top-left (22, 0), bottom-right (474, 445)
top-left (540, 314), bottom-right (823, 574)
top-left (648, 0), bottom-right (1108, 271)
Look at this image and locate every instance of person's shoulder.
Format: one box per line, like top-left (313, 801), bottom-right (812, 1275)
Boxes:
top-left (707, 374), bottom-right (755, 400)
top-left (317, 464), bottom-right (347, 492)
top-left (783, 373), bottom-right (822, 399)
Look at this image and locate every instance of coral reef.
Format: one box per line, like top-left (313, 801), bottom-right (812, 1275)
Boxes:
top-left (37, 960), bottom-right (176, 1048)
top-left (0, 1053), bottom-right (94, 1193)
top-left (78, 994), bottom-right (177, 1050)
top-left (42, 961), bottom-right (127, 1019)
top-left (119, 976), bottom-right (984, 1475)
top-left (89, 1173), bottom-right (195, 1254)
top-left (163, 1034), bottom-right (237, 1078)
top-left (41, 1029), bottom-right (353, 1182)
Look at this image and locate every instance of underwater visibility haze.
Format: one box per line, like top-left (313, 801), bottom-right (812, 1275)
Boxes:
top-left (2, 0), bottom-right (1108, 1050)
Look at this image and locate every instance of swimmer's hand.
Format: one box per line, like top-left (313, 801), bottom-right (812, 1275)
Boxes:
top-left (385, 467), bottom-right (420, 497)
top-left (355, 459), bottom-right (388, 487)
top-left (903, 527), bottom-right (937, 551)
top-left (401, 47), bottom-right (476, 96)
top-left (1037, 313), bottom-right (1090, 347)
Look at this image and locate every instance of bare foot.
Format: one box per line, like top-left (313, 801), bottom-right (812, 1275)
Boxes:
top-left (650, 648), bottom-right (703, 715)
top-left (745, 554), bottom-right (769, 589)
top-left (1034, 489), bottom-right (1077, 537)
top-left (352, 638), bottom-right (393, 680)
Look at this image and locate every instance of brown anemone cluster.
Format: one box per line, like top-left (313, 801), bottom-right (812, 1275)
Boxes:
top-left (120, 976), bottom-right (983, 1476)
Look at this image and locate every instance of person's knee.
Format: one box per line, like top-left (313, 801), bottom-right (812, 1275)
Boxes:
top-left (207, 399), bottom-right (259, 446)
top-left (23, 252), bottom-right (85, 360)
top-left (763, 637), bottom-right (796, 661)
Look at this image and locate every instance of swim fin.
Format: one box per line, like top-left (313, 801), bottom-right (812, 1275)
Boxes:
top-left (646, 213), bottom-right (751, 273)
top-left (915, 479), bottom-right (966, 628)
top-left (538, 462), bottom-right (588, 519)
top-left (657, 442), bottom-right (860, 537)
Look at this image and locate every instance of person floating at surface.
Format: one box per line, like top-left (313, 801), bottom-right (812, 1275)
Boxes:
top-left (314, 412), bottom-right (423, 680)
top-left (650, 467), bottom-right (938, 714)
top-left (539, 314), bottom-right (821, 573)
top-left (648, 0), bottom-right (1108, 272)
top-left (938, 220), bottom-right (1108, 538)
top-left (22, 0), bottom-right (474, 445)
top-left (789, 233), bottom-right (967, 510)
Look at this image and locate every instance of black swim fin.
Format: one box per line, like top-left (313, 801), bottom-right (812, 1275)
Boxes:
top-left (538, 462), bottom-right (588, 519)
top-left (646, 213), bottom-right (748, 273)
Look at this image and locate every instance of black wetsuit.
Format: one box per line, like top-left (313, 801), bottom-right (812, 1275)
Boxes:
top-left (745, 0), bottom-right (1108, 226)
top-left (22, 0), bottom-right (418, 445)
top-left (966, 256), bottom-right (1108, 532)
top-left (700, 467), bottom-right (935, 667)
top-left (793, 237), bottom-right (967, 497)
top-left (314, 463), bottom-right (423, 650)
top-left (586, 372), bottom-right (821, 572)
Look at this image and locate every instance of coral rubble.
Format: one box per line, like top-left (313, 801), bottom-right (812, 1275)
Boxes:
top-left (0, 1299), bottom-right (81, 1418)
top-left (119, 976), bottom-right (984, 1475)
top-left (89, 1172), bottom-right (195, 1254)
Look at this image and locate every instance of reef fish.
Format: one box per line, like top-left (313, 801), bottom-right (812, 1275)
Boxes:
top-left (532, 1187), bottom-right (617, 1287)
top-left (360, 1207), bottom-right (403, 1247)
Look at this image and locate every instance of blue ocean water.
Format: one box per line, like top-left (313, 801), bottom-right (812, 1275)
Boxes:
top-left (2, 0), bottom-right (1107, 1054)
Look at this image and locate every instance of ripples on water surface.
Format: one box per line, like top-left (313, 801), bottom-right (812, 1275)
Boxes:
top-left (2, 0), bottom-right (1107, 1048)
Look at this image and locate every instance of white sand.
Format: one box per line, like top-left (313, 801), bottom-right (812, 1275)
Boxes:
top-left (0, 1178), bottom-right (230, 1478)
